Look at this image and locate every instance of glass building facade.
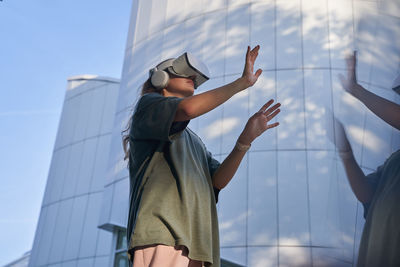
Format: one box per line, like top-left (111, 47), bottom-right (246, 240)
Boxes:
top-left (29, 0), bottom-right (400, 266)
top-left (28, 76), bottom-right (119, 267)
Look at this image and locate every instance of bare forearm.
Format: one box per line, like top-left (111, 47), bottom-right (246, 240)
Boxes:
top-left (353, 84), bottom-right (400, 130)
top-left (175, 78), bottom-right (248, 121)
top-left (212, 144), bottom-right (247, 190)
top-left (341, 153), bottom-right (374, 203)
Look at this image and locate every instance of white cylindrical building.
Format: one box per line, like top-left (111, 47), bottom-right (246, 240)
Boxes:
top-left (28, 75), bottom-right (119, 267)
top-left (102, 0), bottom-right (400, 266)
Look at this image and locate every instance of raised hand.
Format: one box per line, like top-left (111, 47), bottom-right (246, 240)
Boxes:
top-left (238, 99), bottom-right (281, 145)
top-left (339, 51), bottom-right (362, 96)
top-left (241, 45), bottom-right (263, 88)
top-left (325, 110), bottom-right (352, 156)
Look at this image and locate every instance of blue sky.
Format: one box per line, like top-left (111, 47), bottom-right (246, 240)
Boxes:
top-left (0, 0), bottom-right (131, 265)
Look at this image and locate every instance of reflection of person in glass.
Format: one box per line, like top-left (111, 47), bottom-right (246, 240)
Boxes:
top-left (122, 46), bottom-right (281, 267)
top-left (333, 51), bottom-right (400, 267)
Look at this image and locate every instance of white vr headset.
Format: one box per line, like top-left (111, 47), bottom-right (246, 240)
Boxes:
top-left (149, 52), bottom-right (210, 90)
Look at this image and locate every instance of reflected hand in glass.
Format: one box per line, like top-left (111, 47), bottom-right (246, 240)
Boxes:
top-left (325, 111), bottom-right (352, 158)
top-left (238, 99), bottom-right (281, 145)
top-left (338, 51), bottom-right (363, 96)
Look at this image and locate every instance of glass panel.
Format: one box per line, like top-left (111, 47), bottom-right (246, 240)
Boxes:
top-left (312, 248), bottom-right (352, 267)
top-left (225, 4), bottom-right (250, 75)
top-left (165, 0), bottom-right (186, 27)
top-left (95, 256), bottom-right (111, 267)
top-left (278, 151), bottom-right (310, 246)
top-left (86, 85), bottom-right (107, 137)
top-left (302, 0), bottom-right (330, 68)
top-left (79, 193), bottom-right (103, 258)
top-left (91, 135), bottom-right (114, 192)
top-left (61, 142), bottom-right (84, 199)
top-left (221, 75), bottom-right (250, 154)
top-left (336, 158), bottom-right (358, 261)
top-left (247, 247), bottom-right (277, 267)
top-left (149, 0), bottom-right (168, 36)
top-left (162, 23), bottom-right (186, 60)
top-left (116, 229), bottom-right (127, 250)
top-left (73, 89), bottom-right (93, 142)
top-left (328, 0), bottom-right (354, 69)
top-left (279, 247), bottom-right (311, 267)
top-left (114, 252), bottom-right (128, 267)
top-left (276, 70), bottom-right (305, 150)
top-left (218, 155), bottom-right (248, 246)
top-left (184, 16), bottom-right (204, 56)
top-left (361, 86), bottom-right (394, 169)
top-left (307, 151), bottom-right (341, 247)
top-left (331, 69), bottom-right (366, 163)
top-left (249, 71), bottom-right (277, 151)
top-left (353, 1), bottom-right (378, 84)
top-left (75, 138), bottom-right (98, 196)
top-left (248, 151), bottom-right (277, 246)
top-left (100, 84), bottom-right (119, 135)
top-left (96, 229), bottom-right (113, 256)
top-left (304, 69), bottom-right (334, 150)
top-left (203, 0), bottom-right (226, 13)
top-left (220, 248), bottom-right (246, 267)
top-left (196, 78), bottom-right (224, 155)
top-left (36, 204), bottom-right (58, 266)
top-left (29, 207), bottom-right (48, 266)
top-left (368, 17), bottom-right (400, 89)
top-left (250, 1), bottom-right (275, 72)
top-left (276, 0), bottom-right (302, 69)
top-left (203, 9), bottom-right (226, 78)
top-left (48, 199), bottom-right (74, 263)
top-left (62, 261), bottom-right (77, 267)
top-left (63, 195), bottom-right (88, 260)
top-left (134, 0), bottom-right (152, 43)
top-left (110, 179), bottom-right (130, 225)
top-left (76, 258), bottom-right (93, 267)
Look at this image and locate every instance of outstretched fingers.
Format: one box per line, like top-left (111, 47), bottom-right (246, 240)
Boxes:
top-left (250, 45), bottom-right (260, 59)
top-left (345, 51), bottom-right (357, 78)
top-left (242, 45), bottom-right (262, 86)
top-left (245, 46), bottom-right (250, 60)
top-left (266, 108), bottom-right (281, 121)
top-left (246, 45), bottom-right (260, 64)
top-left (338, 73), bottom-right (347, 88)
top-left (258, 99), bottom-right (274, 113)
top-left (264, 103), bottom-right (281, 117)
top-left (266, 122), bottom-right (280, 130)
top-left (255, 69), bottom-right (263, 79)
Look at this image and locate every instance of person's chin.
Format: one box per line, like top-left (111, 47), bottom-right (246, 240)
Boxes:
top-left (185, 87), bottom-right (195, 96)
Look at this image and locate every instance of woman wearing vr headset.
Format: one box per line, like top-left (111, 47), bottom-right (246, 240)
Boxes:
top-left (123, 46), bottom-right (281, 267)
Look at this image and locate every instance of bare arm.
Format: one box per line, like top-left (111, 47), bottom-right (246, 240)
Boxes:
top-left (327, 116), bottom-right (375, 203)
top-left (353, 85), bottom-right (400, 130)
top-left (340, 153), bottom-right (375, 203)
top-left (175, 46), bottom-right (262, 121)
top-left (175, 77), bottom-right (249, 121)
top-left (339, 51), bottom-right (400, 130)
top-left (213, 100), bottom-right (281, 189)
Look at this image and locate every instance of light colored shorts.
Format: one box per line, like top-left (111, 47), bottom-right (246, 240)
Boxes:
top-left (132, 244), bottom-right (204, 267)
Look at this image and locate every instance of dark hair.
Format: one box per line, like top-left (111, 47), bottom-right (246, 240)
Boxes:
top-left (122, 78), bottom-right (163, 162)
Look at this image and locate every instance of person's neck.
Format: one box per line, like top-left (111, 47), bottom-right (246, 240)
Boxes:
top-left (162, 89), bottom-right (191, 98)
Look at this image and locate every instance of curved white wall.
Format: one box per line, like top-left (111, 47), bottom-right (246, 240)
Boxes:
top-left (29, 76), bottom-right (119, 267)
top-left (103, 0), bottom-right (400, 266)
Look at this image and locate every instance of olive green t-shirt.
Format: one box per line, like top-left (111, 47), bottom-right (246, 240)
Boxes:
top-left (357, 150), bottom-right (400, 267)
top-left (127, 93), bottom-right (221, 266)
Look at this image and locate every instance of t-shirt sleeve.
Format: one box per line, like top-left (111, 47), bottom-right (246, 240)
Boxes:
top-left (206, 150), bottom-right (221, 203)
top-left (362, 164), bottom-right (383, 219)
top-left (131, 93), bottom-right (188, 141)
